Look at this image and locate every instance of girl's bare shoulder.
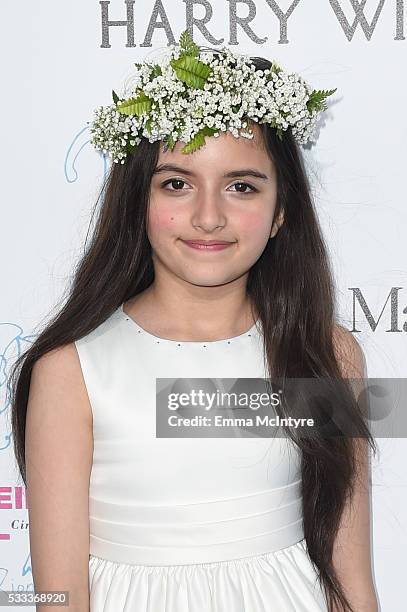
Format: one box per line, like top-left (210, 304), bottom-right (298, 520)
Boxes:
top-left (29, 342), bottom-right (93, 427)
top-left (332, 323), bottom-right (366, 379)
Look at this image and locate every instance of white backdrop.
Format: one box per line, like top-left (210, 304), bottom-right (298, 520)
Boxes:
top-left (1, 1), bottom-right (406, 610)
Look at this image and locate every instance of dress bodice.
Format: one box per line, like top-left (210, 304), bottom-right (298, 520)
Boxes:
top-left (75, 304), bottom-right (304, 566)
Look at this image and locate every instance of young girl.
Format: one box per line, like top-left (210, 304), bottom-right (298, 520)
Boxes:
top-left (10, 33), bottom-right (378, 612)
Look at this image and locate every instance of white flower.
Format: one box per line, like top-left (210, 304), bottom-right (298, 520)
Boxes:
top-left (89, 42), bottom-right (335, 161)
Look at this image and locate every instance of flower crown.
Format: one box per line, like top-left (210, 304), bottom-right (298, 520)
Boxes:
top-left (89, 31), bottom-right (336, 164)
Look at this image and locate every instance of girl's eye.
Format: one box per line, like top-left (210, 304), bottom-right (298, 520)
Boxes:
top-left (161, 179), bottom-right (257, 194)
top-left (229, 182), bottom-right (257, 194)
top-left (161, 178), bottom-right (188, 191)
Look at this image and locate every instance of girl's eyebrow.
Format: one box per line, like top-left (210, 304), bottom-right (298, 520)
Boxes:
top-left (153, 163), bottom-right (269, 181)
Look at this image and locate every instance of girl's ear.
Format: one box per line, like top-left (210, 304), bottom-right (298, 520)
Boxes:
top-left (270, 210), bottom-right (284, 239)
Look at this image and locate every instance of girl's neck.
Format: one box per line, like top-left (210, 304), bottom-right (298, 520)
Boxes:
top-left (123, 286), bottom-right (258, 342)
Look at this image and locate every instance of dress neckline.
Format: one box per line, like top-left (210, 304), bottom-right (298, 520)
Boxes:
top-left (117, 302), bottom-right (260, 346)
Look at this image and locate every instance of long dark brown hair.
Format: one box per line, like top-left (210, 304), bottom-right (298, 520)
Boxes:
top-left (10, 51), bottom-right (377, 612)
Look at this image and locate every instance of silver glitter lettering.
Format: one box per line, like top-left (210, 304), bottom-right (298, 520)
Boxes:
top-left (227, 0), bottom-right (267, 45)
top-left (140, 0), bottom-right (176, 47)
top-left (329, 0), bottom-right (386, 41)
top-left (350, 287), bottom-right (403, 332)
top-left (262, 0), bottom-right (301, 45)
top-left (183, 0), bottom-right (225, 44)
top-left (100, 0), bottom-right (136, 48)
top-left (395, 0), bottom-right (405, 40)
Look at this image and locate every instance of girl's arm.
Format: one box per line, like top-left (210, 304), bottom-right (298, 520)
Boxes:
top-left (25, 343), bottom-right (93, 611)
top-left (330, 326), bottom-right (379, 612)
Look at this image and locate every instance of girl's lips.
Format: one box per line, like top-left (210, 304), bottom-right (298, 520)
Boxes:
top-left (181, 240), bottom-right (235, 251)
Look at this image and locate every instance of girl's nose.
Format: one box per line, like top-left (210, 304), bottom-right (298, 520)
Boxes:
top-left (190, 190), bottom-right (227, 232)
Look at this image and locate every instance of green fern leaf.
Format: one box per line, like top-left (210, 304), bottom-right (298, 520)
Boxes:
top-left (170, 55), bottom-right (211, 89)
top-left (306, 88), bottom-right (337, 113)
top-left (117, 91), bottom-right (152, 116)
top-left (151, 64), bottom-right (162, 78)
top-left (181, 126), bottom-right (217, 154)
top-left (179, 30), bottom-right (200, 57)
top-left (112, 90), bottom-right (120, 104)
top-left (144, 117), bottom-right (153, 134)
top-left (165, 133), bottom-right (176, 151)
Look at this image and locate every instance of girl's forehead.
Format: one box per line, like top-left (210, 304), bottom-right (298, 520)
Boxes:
top-left (156, 129), bottom-right (272, 176)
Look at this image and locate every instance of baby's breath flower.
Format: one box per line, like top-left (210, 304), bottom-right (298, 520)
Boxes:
top-left (89, 31), bottom-right (336, 162)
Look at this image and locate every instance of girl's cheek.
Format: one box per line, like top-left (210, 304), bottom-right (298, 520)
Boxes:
top-left (148, 209), bottom-right (178, 237)
top-left (237, 211), bottom-right (272, 236)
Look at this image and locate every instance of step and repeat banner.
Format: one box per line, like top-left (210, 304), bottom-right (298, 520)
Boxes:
top-left (1, 1), bottom-right (406, 610)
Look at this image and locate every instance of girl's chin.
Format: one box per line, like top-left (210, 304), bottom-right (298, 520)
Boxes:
top-left (179, 270), bottom-right (243, 287)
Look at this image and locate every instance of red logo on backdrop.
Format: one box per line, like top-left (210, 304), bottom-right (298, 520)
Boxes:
top-left (0, 486), bottom-right (28, 541)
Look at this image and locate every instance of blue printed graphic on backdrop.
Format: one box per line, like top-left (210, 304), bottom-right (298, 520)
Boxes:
top-left (0, 553), bottom-right (34, 594)
top-left (0, 321), bottom-right (36, 448)
top-left (64, 124), bottom-right (109, 183)
top-left (1, 320), bottom-right (35, 587)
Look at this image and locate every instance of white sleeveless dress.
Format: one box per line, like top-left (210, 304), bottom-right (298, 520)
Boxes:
top-left (74, 303), bottom-right (328, 611)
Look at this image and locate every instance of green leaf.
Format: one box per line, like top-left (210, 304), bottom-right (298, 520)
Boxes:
top-left (179, 30), bottom-right (200, 57)
top-left (117, 91), bottom-right (152, 116)
top-left (306, 88), bottom-right (337, 113)
top-left (112, 90), bottom-right (120, 104)
top-left (276, 127), bottom-right (283, 141)
top-left (134, 62), bottom-right (143, 70)
top-left (151, 64), bottom-right (162, 78)
top-left (265, 64), bottom-right (282, 82)
top-left (165, 133), bottom-right (176, 151)
top-left (144, 117), bottom-right (153, 134)
top-left (126, 138), bottom-right (137, 153)
top-left (181, 126), bottom-right (217, 154)
top-left (170, 55), bottom-right (211, 89)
